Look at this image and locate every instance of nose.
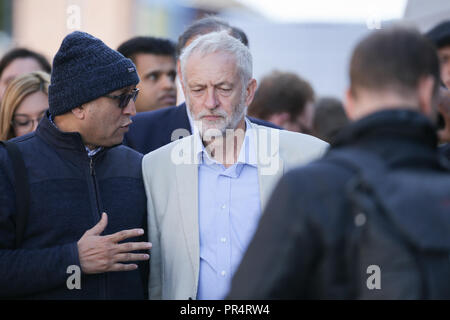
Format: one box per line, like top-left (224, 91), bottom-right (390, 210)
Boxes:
top-left (161, 74), bottom-right (175, 90)
top-left (204, 88), bottom-right (219, 110)
top-left (123, 99), bottom-right (137, 117)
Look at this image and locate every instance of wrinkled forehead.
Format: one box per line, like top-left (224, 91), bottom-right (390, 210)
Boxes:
top-left (1, 57), bottom-right (43, 81)
top-left (184, 51), bottom-right (239, 80)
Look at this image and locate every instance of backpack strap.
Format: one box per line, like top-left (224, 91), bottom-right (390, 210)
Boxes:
top-left (0, 141), bottom-right (30, 248)
top-left (326, 148), bottom-right (437, 299)
top-left (325, 148), bottom-right (388, 182)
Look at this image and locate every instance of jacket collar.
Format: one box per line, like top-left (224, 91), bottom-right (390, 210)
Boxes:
top-left (333, 109), bottom-right (438, 148)
top-left (36, 111), bottom-right (108, 156)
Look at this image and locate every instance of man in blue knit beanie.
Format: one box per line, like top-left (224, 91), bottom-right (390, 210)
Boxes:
top-left (0, 31), bottom-right (151, 299)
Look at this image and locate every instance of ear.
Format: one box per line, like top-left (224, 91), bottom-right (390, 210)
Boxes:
top-left (344, 88), bottom-right (357, 120)
top-left (417, 75), bottom-right (436, 117)
top-left (71, 105), bottom-right (86, 120)
top-left (177, 60), bottom-right (186, 94)
top-left (267, 112), bottom-right (291, 127)
top-left (245, 78), bottom-right (257, 107)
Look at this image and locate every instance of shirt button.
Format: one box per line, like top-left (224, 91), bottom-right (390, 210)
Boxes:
top-left (220, 237), bottom-right (227, 243)
top-left (221, 270), bottom-right (226, 277)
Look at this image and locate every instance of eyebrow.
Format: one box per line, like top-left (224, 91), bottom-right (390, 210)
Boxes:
top-left (144, 68), bottom-right (176, 76)
top-left (188, 80), bottom-right (233, 86)
top-left (215, 82), bottom-right (233, 87)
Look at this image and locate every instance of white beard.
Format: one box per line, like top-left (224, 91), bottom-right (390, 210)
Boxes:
top-left (186, 94), bottom-right (247, 139)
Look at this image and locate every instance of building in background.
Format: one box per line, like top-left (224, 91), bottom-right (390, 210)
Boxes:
top-left (0, 0), bottom-right (448, 99)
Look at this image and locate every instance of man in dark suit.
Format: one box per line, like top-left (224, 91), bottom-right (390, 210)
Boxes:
top-left (123, 17), bottom-right (280, 155)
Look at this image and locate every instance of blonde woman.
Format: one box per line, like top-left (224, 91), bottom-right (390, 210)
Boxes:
top-left (0, 71), bottom-right (50, 140)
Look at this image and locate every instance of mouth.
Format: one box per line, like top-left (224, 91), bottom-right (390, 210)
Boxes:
top-left (120, 121), bottom-right (132, 130)
top-left (201, 115), bottom-right (224, 122)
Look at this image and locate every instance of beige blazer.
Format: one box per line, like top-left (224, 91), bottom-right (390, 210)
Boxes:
top-left (142, 122), bottom-right (328, 299)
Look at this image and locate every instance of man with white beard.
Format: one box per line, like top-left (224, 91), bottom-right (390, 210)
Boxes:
top-left (141, 31), bottom-right (328, 300)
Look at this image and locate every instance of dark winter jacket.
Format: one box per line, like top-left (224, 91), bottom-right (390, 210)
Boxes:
top-left (227, 109), bottom-right (450, 299)
top-left (0, 114), bottom-right (148, 299)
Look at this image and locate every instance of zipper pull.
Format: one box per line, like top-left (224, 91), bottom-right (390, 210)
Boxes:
top-left (90, 158), bottom-right (94, 176)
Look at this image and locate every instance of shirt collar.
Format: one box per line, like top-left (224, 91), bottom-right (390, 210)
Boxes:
top-left (194, 117), bottom-right (257, 167)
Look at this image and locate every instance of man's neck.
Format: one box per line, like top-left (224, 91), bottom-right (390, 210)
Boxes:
top-left (350, 91), bottom-right (421, 121)
top-left (53, 114), bottom-right (100, 152)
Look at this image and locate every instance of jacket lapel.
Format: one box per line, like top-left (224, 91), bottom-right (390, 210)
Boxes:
top-left (252, 123), bottom-right (285, 210)
top-left (174, 136), bottom-right (200, 292)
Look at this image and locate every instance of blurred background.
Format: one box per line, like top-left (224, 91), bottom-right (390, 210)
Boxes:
top-left (0, 0), bottom-right (449, 99)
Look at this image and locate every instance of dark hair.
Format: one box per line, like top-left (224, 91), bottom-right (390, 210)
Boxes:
top-left (312, 97), bottom-right (349, 143)
top-left (117, 36), bottom-right (176, 62)
top-left (176, 16), bottom-right (249, 58)
top-left (350, 27), bottom-right (440, 98)
top-left (248, 71), bottom-right (314, 120)
top-left (0, 48), bottom-right (51, 79)
top-left (425, 20), bottom-right (450, 49)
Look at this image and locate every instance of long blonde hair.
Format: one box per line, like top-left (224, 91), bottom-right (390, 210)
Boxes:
top-left (0, 71), bottom-right (50, 140)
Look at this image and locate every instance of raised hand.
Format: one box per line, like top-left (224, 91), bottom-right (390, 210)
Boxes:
top-left (77, 212), bottom-right (151, 274)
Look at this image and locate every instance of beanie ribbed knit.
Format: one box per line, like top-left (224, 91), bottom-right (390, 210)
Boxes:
top-left (49, 31), bottom-right (139, 116)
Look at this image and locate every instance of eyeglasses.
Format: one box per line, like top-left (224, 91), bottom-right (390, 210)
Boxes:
top-left (11, 112), bottom-right (46, 130)
top-left (104, 88), bottom-right (139, 109)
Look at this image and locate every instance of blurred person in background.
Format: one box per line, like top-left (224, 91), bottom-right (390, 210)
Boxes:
top-left (117, 36), bottom-right (177, 112)
top-left (123, 16), bottom-right (279, 155)
top-left (0, 71), bottom-right (50, 140)
top-left (437, 87), bottom-right (450, 159)
top-left (0, 48), bottom-right (51, 102)
top-left (248, 70), bottom-right (315, 133)
top-left (227, 27), bottom-right (450, 299)
top-left (426, 20), bottom-right (450, 89)
top-left (312, 96), bottom-right (349, 143)
top-left (426, 21), bottom-right (450, 159)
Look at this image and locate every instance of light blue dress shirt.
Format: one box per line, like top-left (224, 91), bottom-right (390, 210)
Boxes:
top-left (196, 119), bottom-right (262, 300)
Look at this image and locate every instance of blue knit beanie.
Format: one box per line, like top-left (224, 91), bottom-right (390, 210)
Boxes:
top-left (49, 31), bottom-right (139, 116)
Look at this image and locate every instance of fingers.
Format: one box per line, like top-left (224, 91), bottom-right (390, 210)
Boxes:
top-left (108, 228), bottom-right (145, 243)
top-left (109, 263), bottom-right (139, 272)
top-left (115, 253), bottom-right (150, 263)
top-left (84, 212), bottom-right (108, 236)
top-left (108, 247), bottom-right (151, 271)
top-left (116, 241), bottom-right (152, 253)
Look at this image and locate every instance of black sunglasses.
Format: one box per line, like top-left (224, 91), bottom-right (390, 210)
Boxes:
top-left (104, 88), bottom-right (139, 109)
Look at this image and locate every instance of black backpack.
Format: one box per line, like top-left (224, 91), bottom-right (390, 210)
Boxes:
top-left (327, 148), bottom-right (450, 299)
top-left (0, 141), bottom-right (29, 248)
